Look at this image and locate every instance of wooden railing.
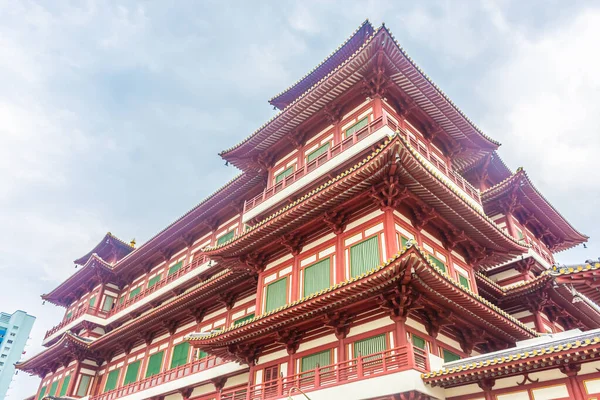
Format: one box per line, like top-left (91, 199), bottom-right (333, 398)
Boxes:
top-left (244, 114), bottom-right (480, 215)
top-left (91, 356), bottom-right (223, 400)
top-left (44, 306), bottom-right (109, 340)
top-left (44, 256), bottom-right (208, 340)
top-left (221, 344), bottom-right (428, 400)
top-left (107, 255), bottom-right (208, 317)
top-left (244, 115), bottom-right (394, 214)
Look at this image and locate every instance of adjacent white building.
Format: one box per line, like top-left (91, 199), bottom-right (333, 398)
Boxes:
top-left (0, 310), bottom-right (35, 399)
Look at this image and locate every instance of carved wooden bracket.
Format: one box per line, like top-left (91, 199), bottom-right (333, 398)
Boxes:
top-left (516, 373), bottom-right (539, 386)
top-left (288, 129), bottom-right (308, 149)
top-left (370, 177), bottom-right (409, 210)
top-left (238, 252), bottom-right (268, 274)
top-left (421, 308), bottom-right (451, 339)
top-left (179, 387), bottom-right (193, 400)
top-left (323, 312), bottom-right (353, 339)
top-left (139, 330), bottom-right (155, 346)
top-left (280, 232), bottom-right (304, 256)
top-left (277, 329), bottom-right (303, 355)
top-left (362, 64), bottom-right (391, 98)
top-left (412, 203), bottom-right (438, 231)
top-left (218, 291), bottom-right (239, 311)
top-left (162, 319), bottom-right (178, 335)
top-left (323, 210), bottom-right (349, 234)
top-left (254, 152), bottom-right (276, 171)
top-left (377, 281), bottom-right (420, 323)
top-left (464, 243), bottom-right (493, 269)
top-left (227, 343), bottom-right (262, 366)
top-left (478, 377), bottom-right (496, 392)
top-left (440, 226), bottom-right (467, 252)
top-left (559, 363), bottom-right (581, 377)
top-left (212, 376), bottom-right (228, 392)
top-left (120, 340), bottom-right (135, 355)
top-left (323, 103), bottom-right (343, 124)
top-left (454, 326), bottom-right (484, 355)
top-left (188, 307), bottom-right (207, 324)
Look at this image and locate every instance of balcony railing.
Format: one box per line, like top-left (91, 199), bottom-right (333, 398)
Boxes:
top-left (221, 344), bottom-right (428, 400)
top-left (244, 115), bottom-right (480, 216)
top-left (91, 356), bottom-right (223, 400)
top-left (107, 255), bottom-right (208, 317)
top-left (44, 255), bottom-right (208, 341)
top-left (244, 115), bottom-right (395, 214)
top-left (44, 306), bottom-right (109, 340)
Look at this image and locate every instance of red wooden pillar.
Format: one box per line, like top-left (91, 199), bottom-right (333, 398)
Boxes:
top-left (291, 254), bottom-right (300, 302)
top-left (504, 212), bottom-right (519, 240)
top-left (335, 233), bottom-right (345, 285)
top-left (384, 209), bottom-right (398, 258)
top-left (395, 319), bottom-right (407, 346)
top-left (372, 96), bottom-right (383, 119)
top-left (66, 364), bottom-right (81, 396)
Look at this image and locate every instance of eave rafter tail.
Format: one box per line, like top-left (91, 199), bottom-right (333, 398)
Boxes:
top-left (221, 24), bottom-right (499, 170)
top-left (205, 136), bottom-right (526, 268)
top-left (185, 245), bottom-right (535, 358)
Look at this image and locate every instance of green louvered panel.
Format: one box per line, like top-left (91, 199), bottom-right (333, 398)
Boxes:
top-left (129, 287), bottom-right (141, 299)
top-left (303, 258), bottom-right (330, 297)
top-left (265, 277), bottom-right (287, 312)
top-left (307, 143), bottom-right (330, 163)
top-left (48, 380), bottom-right (59, 396)
top-left (59, 375), bottom-right (71, 396)
top-left (353, 334), bottom-right (386, 357)
top-left (123, 361), bottom-right (140, 385)
top-left (233, 313), bottom-right (255, 326)
top-left (442, 349), bottom-right (461, 362)
top-left (147, 274), bottom-right (162, 289)
top-left (217, 231), bottom-right (235, 246)
top-left (103, 369), bottom-right (120, 392)
top-left (170, 342), bottom-right (190, 369)
top-left (37, 386), bottom-right (46, 400)
top-left (88, 296), bottom-right (96, 307)
top-left (345, 117), bottom-right (368, 138)
top-left (429, 255), bottom-right (447, 273)
top-left (301, 349), bottom-right (331, 372)
top-left (350, 236), bottom-right (380, 278)
top-left (458, 274), bottom-right (470, 289)
top-left (167, 261), bottom-right (183, 276)
top-left (275, 166), bottom-right (294, 184)
top-left (411, 334), bottom-right (426, 350)
top-left (76, 375), bottom-right (91, 396)
top-left (146, 351), bottom-right (164, 377)
top-left (400, 236), bottom-right (409, 248)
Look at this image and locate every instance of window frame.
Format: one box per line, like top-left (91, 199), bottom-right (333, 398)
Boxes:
top-left (274, 165), bottom-right (294, 185)
top-left (264, 277), bottom-right (288, 313)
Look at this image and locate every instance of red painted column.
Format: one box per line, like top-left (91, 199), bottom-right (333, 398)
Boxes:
top-left (395, 319), bottom-right (407, 346)
top-left (384, 209), bottom-right (398, 258)
top-left (291, 254), bottom-right (300, 302)
top-left (372, 96), bottom-right (383, 119)
top-left (335, 233), bottom-right (345, 284)
top-left (504, 212), bottom-right (519, 240)
top-left (65, 365), bottom-right (80, 396)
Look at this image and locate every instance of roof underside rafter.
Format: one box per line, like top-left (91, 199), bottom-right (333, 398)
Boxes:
top-left (221, 25), bottom-right (500, 171)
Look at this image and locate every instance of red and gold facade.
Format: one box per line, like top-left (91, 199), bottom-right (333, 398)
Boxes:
top-left (18, 21), bottom-right (598, 400)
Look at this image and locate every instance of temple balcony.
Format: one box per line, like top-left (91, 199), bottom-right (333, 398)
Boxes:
top-left (42, 256), bottom-right (211, 345)
top-left (243, 115), bottom-right (481, 224)
top-left (90, 356), bottom-right (246, 400)
top-left (220, 344), bottom-right (440, 400)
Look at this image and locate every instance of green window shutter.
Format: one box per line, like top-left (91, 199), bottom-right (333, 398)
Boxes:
top-left (198, 349), bottom-right (208, 359)
top-left (59, 375), bottom-right (71, 396)
top-left (167, 261), bottom-right (183, 276)
top-left (458, 274), bottom-right (470, 289)
top-left (66, 311), bottom-right (72, 319)
top-left (517, 230), bottom-right (524, 240)
top-left (48, 380), bottom-right (59, 396)
top-left (307, 143), bottom-right (330, 163)
top-left (411, 334), bottom-right (426, 350)
top-left (400, 236), bottom-right (409, 248)
top-left (37, 386), bottom-right (46, 400)
top-left (265, 277), bottom-right (287, 312)
top-left (350, 236), bottom-right (380, 278)
top-left (345, 117), bottom-right (369, 138)
top-left (123, 360), bottom-right (141, 385)
top-left (89, 296), bottom-right (96, 307)
top-left (129, 287), bottom-right (141, 299)
top-left (275, 166), bottom-right (294, 184)
top-left (233, 313), bottom-right (255, 326)
top-left (102, 296), bottom-right (115, 312)
top-left (147, 274), bottom-right (162, 289)
top-left (103, 369), bottom-right (120, 392)
top-left (429, 255), bottom-right (447, 273)
top-left (170, 342), bottom-right (190, 369)
top-left (442, 349), bottom-right (461, 362)
top-left (301, 349), bottom-right (331, 372)
top-left (217, 231), bottom-right (235, 246)
top-left (146, 351), bottom-right (164, 377)
top-left (118, 296), bottom-right (125, 305)
top-left (354, 334), bottom-right (387, 357)
top-left (76, 375), bottom-right (91, 396)
top-left (303, 258), bottom-right (331, 297)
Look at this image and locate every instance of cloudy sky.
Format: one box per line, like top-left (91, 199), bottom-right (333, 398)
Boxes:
top-left (2, 0), bottom-right (599, 397)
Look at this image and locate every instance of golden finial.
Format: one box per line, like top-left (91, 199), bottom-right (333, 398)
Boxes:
top-left (130, 239), bottom-right (136, 248)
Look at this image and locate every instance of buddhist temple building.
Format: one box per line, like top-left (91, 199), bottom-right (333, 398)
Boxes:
top-left (18, 20), bottom-right (600, 400)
